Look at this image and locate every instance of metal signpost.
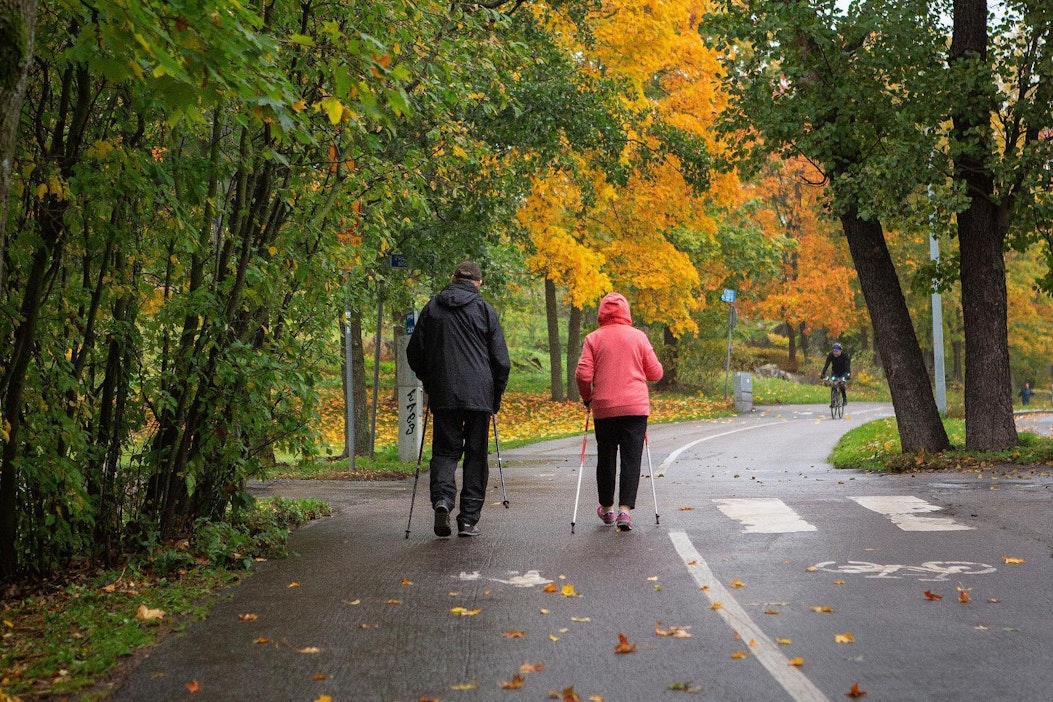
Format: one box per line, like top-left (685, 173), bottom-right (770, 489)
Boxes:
top-left (721, 288), bottom-right (737, 398)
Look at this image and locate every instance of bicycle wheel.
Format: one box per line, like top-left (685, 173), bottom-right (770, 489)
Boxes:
top-left (831, 386), bottom-right (844, 419)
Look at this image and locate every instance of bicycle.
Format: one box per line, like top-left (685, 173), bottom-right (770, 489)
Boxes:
top-left (825, 376), bottom-right (848, 419)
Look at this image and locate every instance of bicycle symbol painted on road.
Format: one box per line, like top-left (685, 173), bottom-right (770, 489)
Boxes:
top-left (812, 560), bottom-right (997, 582)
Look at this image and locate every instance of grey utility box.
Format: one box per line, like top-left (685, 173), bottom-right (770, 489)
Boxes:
top-left (733, 371), bottom-right (753, 413)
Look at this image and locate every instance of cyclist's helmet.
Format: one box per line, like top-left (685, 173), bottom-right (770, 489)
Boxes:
top-left (832, 343), bottom-right (842, 351)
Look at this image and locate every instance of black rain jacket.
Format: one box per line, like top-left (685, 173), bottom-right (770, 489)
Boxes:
top-left (407, 280), bottom-right (510, 413)
top-left (822, 350), bottom-right (851, 377)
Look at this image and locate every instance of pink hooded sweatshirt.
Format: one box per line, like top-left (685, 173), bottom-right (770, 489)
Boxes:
top-left (575, 293), bottom-right (664, 419)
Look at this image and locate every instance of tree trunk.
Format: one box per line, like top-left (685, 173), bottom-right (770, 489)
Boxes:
top-left (545, 277), bottom-right (564, 401)
top-left (950, 0), bottom-right (1017, 450)
top-left (656, 325), bottom-right (678, 390)
top-left (0, 0), bottom-right (37, 293)
top-left (565, 305), bottom-right (581, 402)
top-left (339, 312), bottom-right (371, 458)
top-left (840, 209), bottom-right (950, 453)
top-left (786, 320), bottom-right (798, 371)
top-left (798, 322), bottom-right (809, 361)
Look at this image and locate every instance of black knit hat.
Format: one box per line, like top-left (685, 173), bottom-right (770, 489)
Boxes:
top-left (453, 261), bottom-right (482, 281)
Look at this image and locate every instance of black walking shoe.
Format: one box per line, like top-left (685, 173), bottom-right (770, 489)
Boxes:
top-left (457, 520), bottom-right (480, 537)
top-left (434, 505), bottom-right (452, 538)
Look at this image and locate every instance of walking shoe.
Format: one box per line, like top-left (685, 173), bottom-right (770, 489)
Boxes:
top-left (433, 505), bottom-right (452, 538)
top-left (597, 505), bottom-right (616, 525)
top-left (457, 520), bottom-right (480, 538)
top-left (616, 511), bottom-right (633, 532)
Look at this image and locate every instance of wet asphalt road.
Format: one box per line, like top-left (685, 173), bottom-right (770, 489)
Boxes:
top-left (110, 404), bottom-right (1053, 702)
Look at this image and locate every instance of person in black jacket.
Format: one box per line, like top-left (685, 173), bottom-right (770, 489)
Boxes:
top-left (407, 261), bottom-right (511, 538)
top-left (821, 342), bottom-right (851, 406)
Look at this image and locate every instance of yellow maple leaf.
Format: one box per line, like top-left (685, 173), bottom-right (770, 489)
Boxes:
top-left (788, 657), bottom-right (804, 667)
top-left (834, 632), bottom-right (855, 644)
top-left (298, 646), bottom-right (321, 654)
top-left (401, 578), bottom-right (413, 586)
top-left (810, 605), bottom-right (833, 613)
top-left (776, 638), bottom-right (792, 645)
top-left (504, 630), bottom-right (526, 638)
top-left (730, 650), bottom-right (748, 659)
top-left (1003, 556), bottom-right (1026, 564)
top-left (710, 602), bottom-right (723, 610)
top-left (730, 578), bottom-right (745, 588)
top-left (561, 584), bottom-right (577, 597)
top-left (450, 607), bottom-right (482, 616)
top-left (238, 613), bottom-right (258, 621)
top-left (450, 680), bottom-right (478, 690)
top-left (519, 662), bottom-right (545, 673)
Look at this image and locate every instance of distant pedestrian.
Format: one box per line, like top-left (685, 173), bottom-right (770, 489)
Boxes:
top-left (407, 261), bottom-right (510, 538)
top-left (1019, 382), bottom-right (1032, 406)
top-left (575, 292), bottom-right (663, 532)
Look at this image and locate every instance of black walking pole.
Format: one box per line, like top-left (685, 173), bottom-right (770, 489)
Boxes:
top-left (492, 415), bottom-right (509, 508)
top-left (405, 399), bottom-right (429, 539)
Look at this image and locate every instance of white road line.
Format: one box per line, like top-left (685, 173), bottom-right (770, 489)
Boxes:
top-left (669, 531), bottom-right (830, 702)
top-left (656, 421), bottom-right (786, 474)
top-left (848, 496), bottom-right (973, 531)
top-left (714, 498), bottom-right (818, 533)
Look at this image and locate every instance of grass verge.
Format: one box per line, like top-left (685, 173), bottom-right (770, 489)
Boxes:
top-left (0, 498), bottom-right (331, 701)
top-left (831, 416), bottom-right (1053, 472)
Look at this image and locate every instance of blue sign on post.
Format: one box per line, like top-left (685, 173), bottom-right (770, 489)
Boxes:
top-left (721, 288), bottom-right (737, 303)
top-left (390, 253), bottom-right (408, 269)
top-left (404, 312), bottom-right (416, 335)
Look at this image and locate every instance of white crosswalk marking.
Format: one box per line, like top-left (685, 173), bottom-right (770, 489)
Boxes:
top-left (713, 498), bottom-right (817, 533)
top-left (848, 495), bottom-right (973, 531)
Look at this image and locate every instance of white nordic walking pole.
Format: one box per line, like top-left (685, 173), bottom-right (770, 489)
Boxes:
top-left (645, 431), bottom-right (660, 525)
top-left (492, 414), bottom-right (509, 508)
top-left (570, 407), bottom-right (591, 534)
top-left (404, 399), bottom-right (429, 539)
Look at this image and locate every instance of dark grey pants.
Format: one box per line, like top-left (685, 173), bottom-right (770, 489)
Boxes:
top-left (429, 409), bottom-right (490, 525)
top-left (593, 415), bottom-right (647, 510)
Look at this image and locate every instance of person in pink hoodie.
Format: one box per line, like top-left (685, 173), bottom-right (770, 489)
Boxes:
top-left (575, 292), bottom-right (663, 531)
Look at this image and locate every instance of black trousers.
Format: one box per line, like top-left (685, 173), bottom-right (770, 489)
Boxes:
top-left (429, 408), bottom-right (490, 525)
top-left (593, 415), bottom-right (648, 510)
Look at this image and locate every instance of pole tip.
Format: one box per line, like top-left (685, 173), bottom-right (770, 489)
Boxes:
top-left (571, 523), bottom-right (576, 534)
top-left (503, 500), bottom-right (510, 508)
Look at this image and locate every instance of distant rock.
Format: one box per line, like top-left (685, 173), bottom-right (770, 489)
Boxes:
top-left (755, 363), bottom-right (801, 383)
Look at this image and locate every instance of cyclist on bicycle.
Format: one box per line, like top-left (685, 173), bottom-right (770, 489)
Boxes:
top-left (821, 342), bottom-right (851, 406)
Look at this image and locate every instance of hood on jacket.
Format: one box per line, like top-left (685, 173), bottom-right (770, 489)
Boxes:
top-left (597, 292), bottom-right (632, 326)
top-left (437, 279), bottom-right (481, 309)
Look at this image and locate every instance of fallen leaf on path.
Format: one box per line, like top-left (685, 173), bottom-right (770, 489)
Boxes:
top-left (1003, 556), bottom-right (1025, 564)
top-left (543, 583), bottom-right (558, 593)
top-left (401, 579), bottom-right (413, 586)
top-left (501, 674), bottom-right (525, 689)
top-left (448, 591), bottom-right (462, 597)
top-left (924, 590), bottom-right (943, 601)
top-left (185, 680), bottom-right (202, 693)
top-left (298, 646), bottom-right (321, 654)
top-left (788, 657), bottom-right (804, 667)
top-left (806, 565), bottom-right (819, 572)
top-left (450, 679), bottom-right (478, 690)
top-left (358, 623), bottom-right (377, 629)
top-left (136, 604), bottom-right (166, 621)
top-left (520, 662), bottom-right (545, 673)
top-left (655, 621), bottom-right (692, 638)
top-left (764, 610), bottom-right (780, 615)
top-left (288, 582), bottom-right (300, 588)
top-left (311, 674), bottom-right (328, 681)
top-left (344, 599), bottom-right (360, 606)
top-left (386, 599), bottom-right (401, 605)
top-left (504, 630), bottom-right (526, 638)
top-left (668, 681), bottom-right (701, 692)
top-left (776, 638), bottom-right (792, 645)
top-left (450, 607), bottom-right (481, 616)
top-left (254, 637), bottom-right (269, 644)
top-left (614, 633), bottom-right (637, 653)
top-left (810, 606), bottom-right (833, 613)
top-left (678, 506), bottom-right (694, 511)
top-left (239, 613), bottom-right (258, 621)
top-left (686, 559), bottom-right (697, 565)
top-left (835, 632), bottom-right (855, 644)
top-left (958, 587), bottom-right (972, 604)
top-left (730, 650), bottom-right (748, 659)
top-left (710, 602), bottom-right (723, 610)
top-left (833, 580), bottom-right (846, 585)
top-left (730, 578), bottom-right (745, 588)
top-left (846, 681), bottom-right (867, 697)
top-left (561, 584), bottom-right (577, 597)
top-left (549, 634), bottom-right (559, 641)
top-left (539, 608), bottom-right (550, 615)
top-left (571, 616), bottom-right (590, 623)
top-left (313, 695), bottom-right (332, 702)
top-left (547, 686), bottom-right (580, 701)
